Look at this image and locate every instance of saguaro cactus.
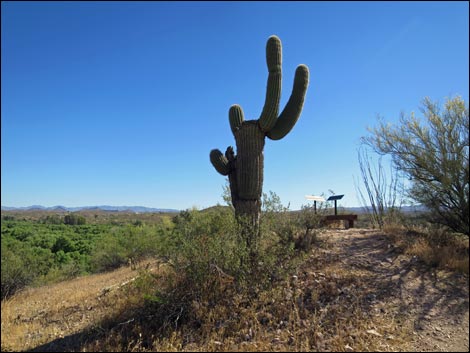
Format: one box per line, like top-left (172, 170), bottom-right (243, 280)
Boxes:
top-left (210, 35), bottom-right (309, 245)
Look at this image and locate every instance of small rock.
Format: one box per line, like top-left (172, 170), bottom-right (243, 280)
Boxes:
top-left (259, 316), bottom-right (270, 325)
top-left (345, 344), bottom-right (354, 351)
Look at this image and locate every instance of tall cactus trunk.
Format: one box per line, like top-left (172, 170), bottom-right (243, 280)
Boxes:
top-left (235, 199), bottom-right (262, 270)
top-left (226, 121), bottom-right (265, 259)
top-left (209, 35), bottom-right (309, 270)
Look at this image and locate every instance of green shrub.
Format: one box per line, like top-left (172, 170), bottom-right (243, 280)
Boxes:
top-left (1, 237), bottom-right (55, 298)
top-left (1, 245), bottom-right (33, 299)
top-left (162, 194), bottom-right (301, 301)
top-left (89, 225), bottom-right (163, 273)
top-left (90, 232), bottom-right (128, 272)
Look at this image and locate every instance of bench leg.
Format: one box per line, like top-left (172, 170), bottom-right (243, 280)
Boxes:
top-left (348, 220), bottom-right (354, 228)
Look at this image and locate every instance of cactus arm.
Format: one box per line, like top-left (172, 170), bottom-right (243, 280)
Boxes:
top-left (225, 145), bottom-right (236, 162)
top-left (210, 149), bottom-right (231, 176)
top-left (224, 146), bottom-right (239, 205)
top-left (266, 64), bottom-right (309, 141)
top-left (258, 35), bottom-right (282, 132)
top-left (229, 105), bottom-right (244, 135)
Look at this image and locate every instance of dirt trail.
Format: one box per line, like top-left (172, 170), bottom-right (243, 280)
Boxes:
top-left (320, 228), bottom-right (469, 352)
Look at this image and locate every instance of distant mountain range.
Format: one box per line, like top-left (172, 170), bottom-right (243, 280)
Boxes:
top-left (1, 205), bottom-right (180, 213)
top-left (1, 204), bottom-right (426, 214)
top-left (340, 205), bottom-right (427, 214)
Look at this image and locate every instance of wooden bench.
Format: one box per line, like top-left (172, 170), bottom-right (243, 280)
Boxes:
top-left (324, 214), bottom-right (358, 228)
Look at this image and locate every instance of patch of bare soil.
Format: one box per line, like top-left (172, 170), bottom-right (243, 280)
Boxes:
top-left (319, 228), bottom-right (469, 352)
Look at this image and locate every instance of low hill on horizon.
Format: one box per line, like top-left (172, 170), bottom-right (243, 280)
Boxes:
top-left (1, 205), bottom-right (180, 213)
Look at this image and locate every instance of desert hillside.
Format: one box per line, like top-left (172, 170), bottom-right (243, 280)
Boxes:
top-left (2, 228), bottom-right (468, 352)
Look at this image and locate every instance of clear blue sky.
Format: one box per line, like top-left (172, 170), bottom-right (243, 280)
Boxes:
top-left (2, 1), bottom-right (469, 210)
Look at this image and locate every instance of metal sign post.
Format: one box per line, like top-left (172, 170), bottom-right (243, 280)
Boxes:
top-left (327, 194), bottom-right (344, 215)
top-left (305, 195), bottom-right (326, 214)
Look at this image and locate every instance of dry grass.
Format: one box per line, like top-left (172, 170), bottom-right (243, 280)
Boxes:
top-left (383, 223), bottom-right (469, 275)
top-left (405, 238), bottom-right (469, 274)
top-left (1, 261), bottom-right (157, 352)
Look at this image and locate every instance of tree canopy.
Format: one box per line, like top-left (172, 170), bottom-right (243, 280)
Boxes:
top-left (362, 96), bottom-right (469, 235)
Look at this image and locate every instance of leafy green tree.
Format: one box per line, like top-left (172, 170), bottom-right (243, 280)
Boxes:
top-left (42, 215), bottom-right (63, 224)
top-left (64, 214), bottom-right (86, 225)
top-left (362, 96), bottom-right (469, 235)
top-left (54, 250), bottom-right (71, 265)
top-left (10, 226), bottom-right (34, 241)
top-left (51, 235), bottom-right (75, 253)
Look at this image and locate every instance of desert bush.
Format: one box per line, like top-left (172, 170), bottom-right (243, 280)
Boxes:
top-left (164, 193), bottom-right (302, 297)
top-left (363, 96), bottom-right (469, 235)
top-left (293, 202), bottom-right (329, 250)
top-left (88, 231), bottom-right (127, 272)
top-left (1, 245), bottom-right (33, 299)
top-left (1, 237), bottom-right (56, 298)
top-left (90, 225), bottom-right (163, 273)
top-left (165, 207), bottom-right (243, 287)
